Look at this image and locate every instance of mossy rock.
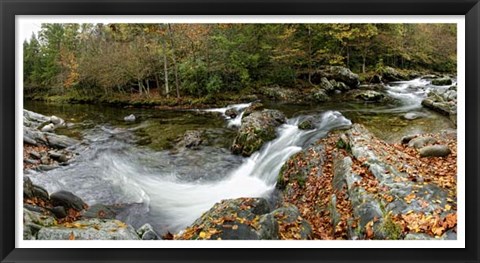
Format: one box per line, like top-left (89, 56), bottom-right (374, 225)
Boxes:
top-left (232, 109), bottom-right (286, 156)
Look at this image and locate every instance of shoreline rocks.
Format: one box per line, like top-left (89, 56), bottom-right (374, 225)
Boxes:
top-left (23, 175), bottom-right (157, 240)
top-left (176, 197), bottom-right (311, 240)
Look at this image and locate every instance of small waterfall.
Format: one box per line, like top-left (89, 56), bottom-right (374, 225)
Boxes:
top-left (202, 102), bottom-right (252, 127)
top-left (134, 110), bottom-right (352, 232)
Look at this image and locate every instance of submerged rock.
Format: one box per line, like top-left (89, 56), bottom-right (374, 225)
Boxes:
top-left (231, 109), bottom-right (286, 156)
top-left (176, 130), bottom-right (205, 150)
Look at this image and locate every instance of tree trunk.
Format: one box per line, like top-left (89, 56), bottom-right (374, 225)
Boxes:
top-left (161, 36), bottom-right (169, 98)
top-left (168, 24), bottom-right (180, 98)
top-left (346, 45), bottom-right (350, 68)
top-left (362, 55), bottom-right (366, 74)
top-left (307, 25), bottom-right (313, 85)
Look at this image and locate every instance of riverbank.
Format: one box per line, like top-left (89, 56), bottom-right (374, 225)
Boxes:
top-left (25, 66), bottom-right (454, 110)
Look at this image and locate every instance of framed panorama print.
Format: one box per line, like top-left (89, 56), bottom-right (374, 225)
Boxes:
top-left (1, 0), bottom-right (479, 262)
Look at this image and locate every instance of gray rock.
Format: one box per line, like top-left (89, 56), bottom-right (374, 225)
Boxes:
top-left (401, 134), bottom-right (417, 145)
top-left (180, 198), bottom-right (276, 240)
top-left (24, 159), bottom-right (38, 165)
top-left (225, 108), bottom-right (239, 119)
top-left (136, 223), bottom-right (160, 240)
top-left (41, 123), bottom-right (55, 132)
top-left (270, 204), bottom-right (312, 239)
top-left (81, 204), bottom-right (117, 220)
top-left (124, 114), bottom-right (136, 122)
top-left (32, 185), bottom-right (50, 201)
top-left (23, 109), bottom-right (50, 127)
top-left (408, 136), bottom-right (437, 149)
top-left (312, 89), bottom-right (330, 102)
top-left (24, 126), bottom-right (48, 145)
top-left (50, 115), bottom-right (63, 125)
top-left (23, 208), bottom-right (57, 240)
top-left (232, 109), bottom-right (286, 156)
top-left (381, 67), bottom-right (408, 81)
top-left (404, 233), bottom-right (436, 240)
top-left (50, 191), bottom-right (87, 211)
top-left (317, 66), bottom-right (360, 88)
top-left (431, 77), bottom-right (453, 86)
top-left (29, 151), bottom-right (41, 159)
top-left (419, 145), bottom-right (451, 157)
top-left (319, 77), bottom-right (335, 93)
top-left (38, 164), bottom-right (57, 171)
top-left (48, 151), bottom-right (68, 163)
top-left (36, 218), bottom-right (141, 240)
top-left (352, 90), bottom-right (385, 102)
top-left (298, 118), bottom-right (315, 130)
top-left (50, 206), bottom-right (67, 219)
top-left (23, 176), bottom-right (35, 199)
top-left (179, 130), bottom-right (204, 149)
top-left (45, 133), bottom-right (79, 149)
top-left (403, 112), bottom-right (427, 120)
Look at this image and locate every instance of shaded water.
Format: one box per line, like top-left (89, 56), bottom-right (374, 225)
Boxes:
top-left (24, 78), bottom-right (455, 234)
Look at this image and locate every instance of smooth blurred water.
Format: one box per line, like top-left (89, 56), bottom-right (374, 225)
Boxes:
top-left (24, 77), bottom-right (455, 234)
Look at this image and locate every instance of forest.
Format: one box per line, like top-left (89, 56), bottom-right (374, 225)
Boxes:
top-left (23, 23), bottom-right (458, 241)
top-left (23, 23), bottom-right (456, 105)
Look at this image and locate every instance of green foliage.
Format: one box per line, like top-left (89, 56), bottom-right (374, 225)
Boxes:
top-left (24, 23), bottom-right (457, 103)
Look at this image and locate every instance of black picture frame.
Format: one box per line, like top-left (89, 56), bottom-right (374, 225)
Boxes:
top-left (1, 0), bottom-right (479, 262)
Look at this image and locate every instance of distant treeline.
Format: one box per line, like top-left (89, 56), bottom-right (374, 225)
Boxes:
top-left (24, 23), bottom-right (456, 99)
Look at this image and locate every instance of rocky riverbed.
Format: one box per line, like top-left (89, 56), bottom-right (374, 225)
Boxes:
top-left (22, 70), bottom-right (458, 240)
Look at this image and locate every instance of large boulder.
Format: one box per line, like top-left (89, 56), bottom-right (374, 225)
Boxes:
top-left (418, 145), bottom-right (451, 157)
top-left (421, 89), bottom-right (456, 127)
top-left (177, 198), bottom-right (312, 240)
top-left (333, 124), bottom-right (455, 239)
top-left (231, 109), bottom-right (286, 156)
top-left (380, 67), bottom-right (408, 82)
top-left (45, 133), bottom-right (79, 149)
top-left (50, 191), bottom-right (87, 211)
top-left (314, 66), bottom-right (360, 88)
top-left (23, 208), bottom-right (57, 240)
top-left (177, 198), bottom-right (276, 240)
top-left (36, 218), bottom-right (141, 240)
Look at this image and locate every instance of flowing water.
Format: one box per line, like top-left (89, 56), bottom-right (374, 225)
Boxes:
top-left (24, 78), bottom-right (456, 234)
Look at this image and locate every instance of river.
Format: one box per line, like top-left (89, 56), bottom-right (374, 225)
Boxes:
top-left (24, 77), bottom-right (455, 235)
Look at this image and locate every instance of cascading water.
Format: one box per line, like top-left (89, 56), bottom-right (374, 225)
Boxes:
top-left (28, 103), bottom-right (352, 234)
top-left (383, 77), bottom-right (456, 113)
top-left (136, 110), bottom-right (352, 232)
